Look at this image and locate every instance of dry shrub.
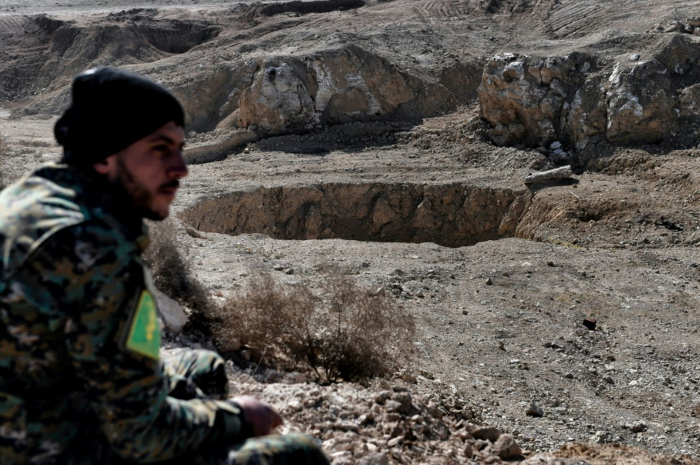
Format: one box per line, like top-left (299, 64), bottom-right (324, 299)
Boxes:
top-left (143, 218), bottom-right (213, 329)
top-left (216, 273), bottom-right (415, 383)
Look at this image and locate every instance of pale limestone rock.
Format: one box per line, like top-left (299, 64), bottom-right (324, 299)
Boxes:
top-left (154, 289), bottom-right (188, 333)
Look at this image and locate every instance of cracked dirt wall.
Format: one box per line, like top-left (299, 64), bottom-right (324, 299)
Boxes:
top-left (179, 182), bottom-right (531, 248)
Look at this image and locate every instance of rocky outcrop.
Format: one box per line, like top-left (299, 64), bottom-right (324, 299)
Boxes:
top-left (478, 34), bottom-right (700, 151)
top-left (478, 52), bottom-right (598, 148)
top-left (650, 17), bottom-right (700, 35)
top-left (1, 12), bottom-right (219, 103)
top-left (238, 62), bottom-right (318, 134)
top-left (234, 45), bottom-right (454, 135)
top-left (605, 60), bottom-right (676, 144)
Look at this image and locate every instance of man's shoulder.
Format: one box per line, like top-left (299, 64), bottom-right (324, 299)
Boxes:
top-left (0, 164), bottom-right (93, 222)
top-left (0, 165), bottom-right (125, 279)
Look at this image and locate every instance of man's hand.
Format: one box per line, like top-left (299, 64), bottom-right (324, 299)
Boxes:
top-left (232, 395), bottom-right (283, 437)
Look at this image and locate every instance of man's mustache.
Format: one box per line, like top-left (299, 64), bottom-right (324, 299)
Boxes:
top-left (160, 180), bottom-right (180, 190)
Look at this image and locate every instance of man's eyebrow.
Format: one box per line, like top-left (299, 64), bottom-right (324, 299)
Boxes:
top-left (149, 134), bottom-right (183, 146)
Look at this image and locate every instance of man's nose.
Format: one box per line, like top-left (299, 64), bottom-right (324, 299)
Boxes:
top-left (168, 150), bottom-right (189, 179)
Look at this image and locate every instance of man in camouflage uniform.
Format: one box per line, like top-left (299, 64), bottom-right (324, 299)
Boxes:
top-left (0, 68), bottom-right (329, 464)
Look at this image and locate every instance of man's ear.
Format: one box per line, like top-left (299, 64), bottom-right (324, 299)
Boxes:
top-left (93, 154), bottom-right (116, 177)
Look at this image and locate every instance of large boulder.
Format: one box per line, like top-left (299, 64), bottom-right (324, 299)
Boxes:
top-left (479, 34), bottom-right (700, 151)
top-left (237, 62), bottom-right (317, 134)
top-left (605, 60), bottom-right (677, 144)
top-left (478, 52), bottom-right (596, 148)
top-left (479, 43), bottom-right (700, 151)
top-left (235, 45), bottom-right (453, 135)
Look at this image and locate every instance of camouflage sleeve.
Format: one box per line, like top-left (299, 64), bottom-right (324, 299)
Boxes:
top-left (19, 222), bottom-right (249, 462)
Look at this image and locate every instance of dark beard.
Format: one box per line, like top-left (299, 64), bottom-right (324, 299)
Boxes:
top-left (113, 155), bottom-right (166, 221)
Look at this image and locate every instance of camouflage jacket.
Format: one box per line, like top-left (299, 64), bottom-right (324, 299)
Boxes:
top-left (0, 165), bottom-right (245, 464)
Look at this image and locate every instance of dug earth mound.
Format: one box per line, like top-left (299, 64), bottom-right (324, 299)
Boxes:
top-left (2, 0), bottom-right (700, 463)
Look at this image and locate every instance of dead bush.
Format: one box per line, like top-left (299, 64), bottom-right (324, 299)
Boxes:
top-left (143, 218), bottom-right (213, 330)
top-left (215, 273), bottom-right (415, 383)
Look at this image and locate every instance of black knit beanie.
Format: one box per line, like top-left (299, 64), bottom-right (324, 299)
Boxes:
top-left (55, 67), bottom-right (185, 166)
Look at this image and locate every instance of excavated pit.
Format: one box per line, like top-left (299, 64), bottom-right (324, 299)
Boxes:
top-left (179, 182), bottom-right (531, 248)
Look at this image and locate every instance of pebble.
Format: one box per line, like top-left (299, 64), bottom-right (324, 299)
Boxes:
top-left (526, 403), bottom-right (544, 417)
top-left (493, 434), bottom-right (523, 459)
top-left (471, 426), bottom-right (501, 442)
top-left (631, 420), bottom-right (648, 433)
top-left (357, 453), bottom-right (389, 465)
top-left (374, 391), bottom-right (391, 404)
top-left (185, 227), bottom-right (203, 239)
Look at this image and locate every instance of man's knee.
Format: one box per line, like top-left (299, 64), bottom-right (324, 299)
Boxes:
top-left (164, 349), bottom-right (229, 400)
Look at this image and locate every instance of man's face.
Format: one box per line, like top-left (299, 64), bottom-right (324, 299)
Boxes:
top-left (94, 122), bottom-right (188, 220)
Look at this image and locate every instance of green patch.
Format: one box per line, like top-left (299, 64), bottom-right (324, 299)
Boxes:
top-left (126, 290), bottom-right (161, 360)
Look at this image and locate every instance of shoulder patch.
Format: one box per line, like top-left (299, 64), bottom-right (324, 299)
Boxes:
top-left (125, 290), bottom-right (161, 360)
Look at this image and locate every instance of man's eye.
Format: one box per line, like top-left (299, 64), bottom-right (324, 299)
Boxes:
top-left (153, 144), bottom-right (169, 153)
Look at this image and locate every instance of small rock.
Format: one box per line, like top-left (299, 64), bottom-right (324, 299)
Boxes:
top-left (264, 369), bottom-right (281, 383)
top-left (357, 453), bottom-right (389, 465)
top-left (374, 391), bottom-right (391, 405)
top-left (287, 372), bottom-right (307, 384)
top-left (153, 289), bottom-right (189, 333)
top-left (631, 420), bottom-right (648, 433)
top-left (486, 277), bottom-right (494, 285)
top-left (464, 443), bottom-right (474, 459)
top-left (387, 436), bottom-right (402, 447)
top-left (393, 392), bottom-right (413, 414)
top-left (583, 318), bottom-right (597, 330)
top-left (526, 403), bottom-right (544, 417)
top-left (385, 400), bottom-right (403, 413)
top-left (546, 260), bottom-right (555, 267)
top-left (493, 434), bottom-right (523, 459)
top-left (185, 227), bottom-right (203, 239)
top-left (284, 268), bottom-right (294, 275)
top-left (629, 53), bottom-right (641, 61)
top-left (590, 430), bottom-right (611, 444)
top-left (471, 426), bottom-right (501, 442)
top-left (549, 141), bottom-right (562, 150)
top-left (335, 421), bottom-right (360, 432)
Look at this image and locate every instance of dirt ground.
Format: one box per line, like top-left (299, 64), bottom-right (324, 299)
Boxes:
top-left (1, 0), bottom-right (700, 463)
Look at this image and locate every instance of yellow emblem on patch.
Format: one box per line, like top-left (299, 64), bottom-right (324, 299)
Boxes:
top-left (126, 290), bottom-right (161, 360)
